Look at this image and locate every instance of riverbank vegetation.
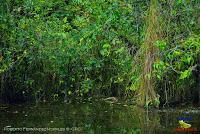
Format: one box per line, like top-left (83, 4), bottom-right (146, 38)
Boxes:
top-left (0, 0), bottom-right (199, 107)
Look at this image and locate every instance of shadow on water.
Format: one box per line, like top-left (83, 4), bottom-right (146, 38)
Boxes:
top-left (0, 99), bottom-right (200, 134)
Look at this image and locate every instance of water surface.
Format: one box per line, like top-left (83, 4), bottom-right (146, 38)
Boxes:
top-left (0, 99), bottom-right (200, 133)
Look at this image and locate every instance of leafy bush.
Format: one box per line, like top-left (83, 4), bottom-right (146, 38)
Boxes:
top-left (0, 0), bottom-right (136, 102)
top-left (0, 0), bottom-right (199, 104)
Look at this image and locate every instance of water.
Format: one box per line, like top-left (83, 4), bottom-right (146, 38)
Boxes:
top-left (0, 99), bottom-right (200, 134)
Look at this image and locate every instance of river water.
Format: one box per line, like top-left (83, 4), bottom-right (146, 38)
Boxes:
top-left (0, 99), bottom-right (200, 133)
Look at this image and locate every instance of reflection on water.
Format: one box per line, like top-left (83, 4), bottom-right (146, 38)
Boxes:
top-left (0, 99), bottom-right (200, 134)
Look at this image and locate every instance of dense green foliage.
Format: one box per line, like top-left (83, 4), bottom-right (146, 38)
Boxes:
top-left (153, 1), bottom-right (200, 104)
top-left (0, 0), bottom-right (199, 105)
top-left (1, 0), bottom-right (137, 102)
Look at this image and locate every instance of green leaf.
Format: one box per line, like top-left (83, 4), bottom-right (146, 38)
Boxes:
top-left (68, 91), bottom-right (72, 95)
top-left (154, 40), bottom-right (166, 50)
top-left (178, 0), bottom-right (182, 4)
top-left (179, 70), bottom-right (191, 80)
top-left (103, 43), bottom-right (111, 49)
top-left (173, 50), bottom-right (182, 57)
